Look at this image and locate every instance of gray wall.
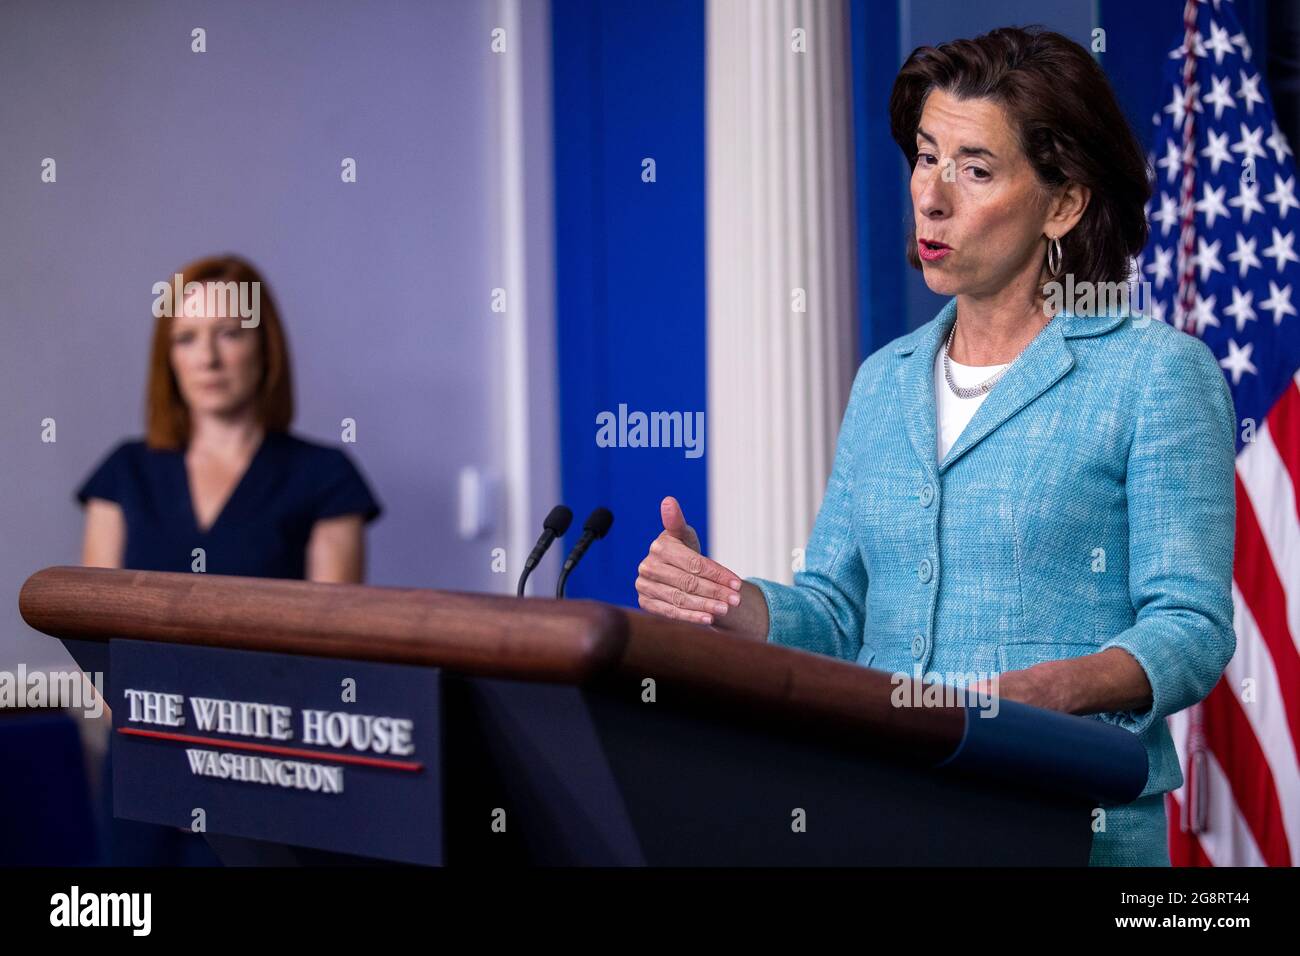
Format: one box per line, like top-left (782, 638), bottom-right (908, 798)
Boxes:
top-left (0, 0), bottom-right (533, 670)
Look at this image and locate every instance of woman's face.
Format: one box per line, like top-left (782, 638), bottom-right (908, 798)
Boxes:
top-left (910, 89), bottom-right (1054, 299)
top-left (169, 282), bottom-right (263, 417)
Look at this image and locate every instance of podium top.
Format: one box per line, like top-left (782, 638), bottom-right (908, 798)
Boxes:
top-left (20, 566), bottom-right (958, 756)
top-left (19, 565), bottom-right (1148, 802)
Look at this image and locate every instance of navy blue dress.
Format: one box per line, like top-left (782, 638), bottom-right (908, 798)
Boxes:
top-left (74, 429), bottom-right (381, 865)
top-left (75, 430), bottom-right (382, 578)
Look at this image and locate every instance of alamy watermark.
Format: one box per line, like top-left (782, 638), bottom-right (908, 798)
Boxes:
top-left (50, 886), bottom-right (150, 936)
top-left (1043, 273), bottom-right (1155, 326)
top-left (595, 404), bottom-right (704, 459)
top-left (890, 667), bottom-right (1001, 718)
top-left (151, 273), bottom-right (260, 328)
top-left (0, 665), bottom-right (104, 718)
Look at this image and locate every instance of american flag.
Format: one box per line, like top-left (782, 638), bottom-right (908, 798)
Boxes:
top-left (1138, 0), bottom-right (1300, 866)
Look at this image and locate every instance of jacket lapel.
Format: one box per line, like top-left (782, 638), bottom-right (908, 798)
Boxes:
top-left (895, 299), bottom-right (955, 478)
top-left (895, 300), bottom-right (1107, 476)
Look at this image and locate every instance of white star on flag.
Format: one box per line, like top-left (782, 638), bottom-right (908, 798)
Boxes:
top-left (1203, 73), bottom-right (1236, 120)
top-left (1261, 228), bottom-right (1298, 272)
top-left (1202, 128), bottom-right (1233, 172)
top-left (1236, 70), bottom-right (1264, 114)
top-left (1222, 285), bottom-right (1256, 331)
top-left (1146, 245), bottom-right (1174, 289)
top-left (1264, 174), bottom-right (1298, 220)
top-left (1189, 292), bottom-right (1220, 334)
top-left (1196, 236), bottom-right (1226, 281)
top-left (1158, 139), bottom-right (1182, 184)
top-left (1204, 20), bottom-right (1235, 65)
top-left (1267, 121), bottom-right (1294, 163)
top-left (1229, 30), bottom-right (1251, 62)
top-left (1166, 82), bottom-right (1203, 128)
top-left (1218, 338), bottom-right (1257, 384)
top-left (1151, 193), bottom-right (1180, 236)
top-left (1229, 179), bottom-right (1264, 223)
top-left (1232, 122), bottom-right (1267, 165)
top-left (1197, 183), bottom-right (1231, 228)
top-left (1169, 31), bottom-right (1207, 61)
top-left (1228, 232), bottom-right (1262, 277)
top-left (1258, 280), bottom-right (1295, 324)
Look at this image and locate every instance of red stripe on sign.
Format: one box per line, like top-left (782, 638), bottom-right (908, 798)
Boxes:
top-left (117, 727), bottom-right (423, 772)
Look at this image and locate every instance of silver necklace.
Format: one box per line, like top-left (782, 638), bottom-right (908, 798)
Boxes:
top-left (942, 321), bottom-right (1024, 399)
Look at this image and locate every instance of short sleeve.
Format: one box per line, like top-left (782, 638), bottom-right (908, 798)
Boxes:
top-left (314, 450), bottom-right (383, 524)
top-left (74, 441), bottom-right (132, 507)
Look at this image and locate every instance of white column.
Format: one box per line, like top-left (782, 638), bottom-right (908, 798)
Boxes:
top-left (707, 0), bottom-right (859, 583)
top-left (487, 0), bottom-right (561, 594)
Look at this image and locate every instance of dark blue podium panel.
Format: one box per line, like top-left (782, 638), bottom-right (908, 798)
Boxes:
top-left (110, 640), bottom-right (441, 865)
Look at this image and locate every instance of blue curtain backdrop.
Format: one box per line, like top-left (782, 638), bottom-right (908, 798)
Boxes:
top-left (851, 0), bottom-right (909, 357)
top-left (551, 0), bottom-right (707, 606)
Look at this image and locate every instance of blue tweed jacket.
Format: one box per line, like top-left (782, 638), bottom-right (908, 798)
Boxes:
top-left (748, 298), bottom-right (1237, 866)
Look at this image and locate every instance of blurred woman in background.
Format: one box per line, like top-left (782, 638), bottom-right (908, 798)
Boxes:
top-left (78, 254), bottom-right (381, 580)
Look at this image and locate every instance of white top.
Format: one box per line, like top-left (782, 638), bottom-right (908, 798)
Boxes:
top-left (934, 348), bottom-right (1009, 462)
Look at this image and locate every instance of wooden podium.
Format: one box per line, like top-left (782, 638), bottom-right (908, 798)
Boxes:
top-left (19, 566), bottom-right (1147, 866)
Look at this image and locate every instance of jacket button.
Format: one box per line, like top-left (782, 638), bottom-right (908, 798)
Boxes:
top-left (919, 484), bottom-right (934, 507)
top-left (911, 634), bottom-right (926, 659)
top-left (918, 558), bottom-right (933, 583)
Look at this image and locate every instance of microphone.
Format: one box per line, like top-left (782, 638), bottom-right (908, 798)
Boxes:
top-left (555, 507), bottom-right (614, 599)
top-left (516, 505), bottom-right (573, 597)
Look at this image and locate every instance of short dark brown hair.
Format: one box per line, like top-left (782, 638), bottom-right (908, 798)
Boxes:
top-left (890, 25), bottom-right (1150, 289)
top-left (146, 254), bottom-right (294, 449)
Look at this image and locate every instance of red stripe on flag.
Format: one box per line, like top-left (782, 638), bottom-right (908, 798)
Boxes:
top-left (1267, 380), bottom-right (1300, 519)
top-left (1233, 473), bottom-right (1300, 767)
top-left (1167, 793), bottom-right (1215, 866)
top-left (1202, 678), bottom-right (1292, 865)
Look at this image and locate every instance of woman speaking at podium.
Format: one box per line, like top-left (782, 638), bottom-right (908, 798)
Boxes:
top-left (73, 254), bottom-right (383, 864)
top-left (635, 28), bottom-right (1236, 866)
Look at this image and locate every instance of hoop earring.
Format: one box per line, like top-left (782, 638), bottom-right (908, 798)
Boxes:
top-left (1046, 235), bottom-right (1063, 277)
